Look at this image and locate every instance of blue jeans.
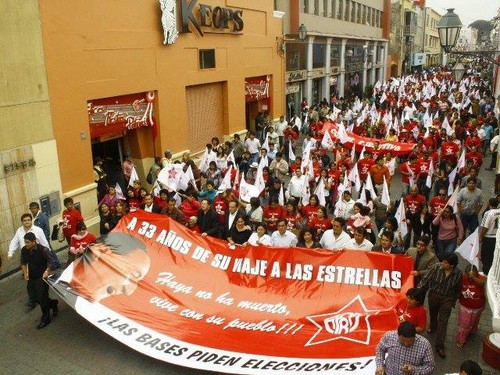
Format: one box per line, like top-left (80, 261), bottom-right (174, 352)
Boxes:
top-left (436, 238), bottom-right (457, 260)
top-left (460, 213), bottom-right (479, 237)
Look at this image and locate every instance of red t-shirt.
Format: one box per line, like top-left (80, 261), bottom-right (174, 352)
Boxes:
top-left (415, 159), bottom-right (431, 179)
top-left (459, 274), bottom-right (486, 309)
top-left (309, 217), bottom-right (332, 234)
top-left (441, 142), bottom-right (460, 163)
top-left (465, 136), bottom-right (482, 150)
top-left (358, 158), bottom-right (375, 182)
top-left (395, 298), bottom-right (427, 330)
top-left (429, 195), bottom-right (448, 216)
top-left (405, 194), bottom-right (426, 215)
top-left (213, 197), bottom-right (228, 225)
top-left (400, 162), bottom-right (418, 184)
top-left (465, 152), bottom-right (483, 169)
top-left (285, 211), bottom-right (303, 231)
top-left (263, 206), bottom-right (285, 232)
top-left (62, 208), bottom-right (84, 238)
top-left (70, 232), bottom-right (97, 255)
top-left (302, 204), bottom-right (319, 224)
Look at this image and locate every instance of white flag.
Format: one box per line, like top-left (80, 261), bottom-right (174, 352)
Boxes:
top-left (350, 142), bottom-right (356, 163)
top-left (321, 130), bottom-right (335, 150)
top-left (301, 180), bottom-right (310, 206)
top-left (288, 141), bottom-right (296, 162)
top-left (254, 163), bottom-right (266, 195)
top-left (278, 184), bottom-right (285, 206)
top-left (226, 150), bottom-right (236, 167)
top-left (364, 173), bottom-right (377, 198)
top-left (238, 174), bottom-right (260, 202)
top-left (157, 164), bottom-right (183, 192)
top-left (115, 183), bottom-right (125, 200)
top-left (447, 166), bottom-right (458, 196)
top-left (232, 168), bottom-right (240, 192)
top-left (178, 165), bottom-right (194, 191)
top-left (381, 175), bottom-right (391, 206)
top-left (218, 166), bottom-right (233, 192)
top-left (261, 135), bottom-right (270, 152)
top-left (314, 177), bottom-right (326, 207)
top-left (426, 160), bottom-right (434, 189)
top-left (455, 228), bottom-right (480, 268)
top-left (445, 186), bottom-right (460, 213)
top-left (442, 117), bottom-right (453, 136)
top-left (348, 163), bottom-right (362, 192)
top-left (128, 166), bottom-right (140, 188)
top-left (395, 199), bottom-right (408, 237)
top-left (457, 150), bottom-right (466, 170)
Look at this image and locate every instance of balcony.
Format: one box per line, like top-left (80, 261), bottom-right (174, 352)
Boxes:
top-left (404, 25), bottom-right (416, 36)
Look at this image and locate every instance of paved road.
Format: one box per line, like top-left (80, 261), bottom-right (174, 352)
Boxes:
top-left (1, 154), bottom-right (498, 375)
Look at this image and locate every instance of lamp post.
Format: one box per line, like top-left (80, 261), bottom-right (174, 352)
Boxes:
top-left (298, 24), bottom-right (307, 42)
top-left (452, 62), bottom-right (465, 81)
top-left (436, 8), bottom-right (462, 54)
top-left (437, 8), bottom-right (500, 66)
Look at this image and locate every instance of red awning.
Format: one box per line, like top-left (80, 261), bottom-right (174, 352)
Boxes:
top-left (88, 92), bottom-right (155, 138)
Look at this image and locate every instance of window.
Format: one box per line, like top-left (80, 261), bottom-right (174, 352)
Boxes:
top-left (338, 0), bottom-right (343, 19)
top-left (312, 43), bottom-right (326, 69)
top-left (367, 7), bottom-right (371, 25)
top-left (199, 49), bottom-right (216, 69)
top-left (351, 1), bottom-right (356, 23)
top-left (324, 0), bottom-right (329, 16)
top-left (304, 0), bottom-right (309, 13)
top-left (344, 0), bottom-right (349, 20)
top-left (362, 5), bottom-right (366, 24)
top-left (286, 43), bottom-right (307, 71)
top-left (314, 0), bottom-right (320, 15)
top-left (332, 0), bottom-right (337, 18)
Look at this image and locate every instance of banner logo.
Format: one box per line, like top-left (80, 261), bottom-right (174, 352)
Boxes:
top-left (306, 295), bottom-right (380, 346)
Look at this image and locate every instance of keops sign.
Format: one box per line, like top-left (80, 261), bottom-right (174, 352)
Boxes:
top-left (160, 0), bottom-right (244, 45)
top-left (49, 211), bottom-right (414, 374)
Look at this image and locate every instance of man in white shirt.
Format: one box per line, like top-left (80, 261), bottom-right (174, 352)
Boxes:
top-left (479, 197), bottom-right (500, 275)
top-left (348, 227), bottom-right (373, 251)
top-left (288, 169), bottom-right (306, 200)
top-left (275, 116), bottom-right (288, 147)
top-left (244, 132), bottom-right (261, 164)
top-left (8, 213), bottom-right (50, 260)
top-left (319, 217), bottom-right (352, 250)
top-left (270, 219), bottom-right (298, 247)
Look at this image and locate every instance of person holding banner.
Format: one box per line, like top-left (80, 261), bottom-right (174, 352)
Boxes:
top-left (247, 223), bottom-right (271, 246)
top-left (375, 321), bottom-right (434, 375)
top-left (197, 199), bottom-right (221, 238)
top-left (227, 217), bottom-right (252, 246)
top-left (319, 217), bottom-right (351, 251)
top-left (296, 227), bottom-right (321, 249)
top-left (270, 219), bottom-right (297, 247)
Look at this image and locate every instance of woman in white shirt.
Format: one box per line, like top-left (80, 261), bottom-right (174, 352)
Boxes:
top-left (247, 223), bottom-right (271, 246)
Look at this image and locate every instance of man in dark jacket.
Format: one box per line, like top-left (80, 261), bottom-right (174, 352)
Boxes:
top-left (197, 198), bottom-right (221, 238)
top-left (21, 232), bottom-right (59, 329)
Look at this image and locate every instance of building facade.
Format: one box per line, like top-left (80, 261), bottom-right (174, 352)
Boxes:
top-left (276, 0), bottom-right (390, 117)
top-left (0, 0), bottom-right (285, 273)
top-left (456, 27), bottom-right (479, 51)
top-left (422, 7), bottom-right (440, 67)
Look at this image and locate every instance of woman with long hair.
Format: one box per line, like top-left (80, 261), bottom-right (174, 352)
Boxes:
top-left (296, 227), bottom-right (321, 249)
top-left (302, 194), bottom-right (320, 225)
top-left (309, 206), bottom-right (332, 239)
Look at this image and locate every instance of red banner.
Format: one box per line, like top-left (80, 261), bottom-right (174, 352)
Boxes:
top-left (50, 211), bottom-right (414, 374)
top-left (323, 122), bottom-right (416, 156)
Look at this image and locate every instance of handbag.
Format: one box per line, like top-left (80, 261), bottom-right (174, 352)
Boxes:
top-left (50, 225), bottom-right (59, 241)
top-left (57, 224), bottom-right (65, 242)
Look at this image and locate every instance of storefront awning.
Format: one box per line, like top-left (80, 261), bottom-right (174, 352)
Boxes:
top-left (88, 92), bottom-right (155, 138)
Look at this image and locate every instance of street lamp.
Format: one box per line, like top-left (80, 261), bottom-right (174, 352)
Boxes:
top-left (452, 62), bottom-right (465, 81)
top-left (298, 24), bottom-right (307, 41)
top-left (437, 8), bottom-right (462, 53)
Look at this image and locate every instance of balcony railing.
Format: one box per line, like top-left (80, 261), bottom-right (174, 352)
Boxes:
top-left (404, 25), bottom-right (416, 35)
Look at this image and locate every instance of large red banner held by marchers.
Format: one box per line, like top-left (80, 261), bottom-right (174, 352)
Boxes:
top-left (49, 211), bottom-right (414, 374)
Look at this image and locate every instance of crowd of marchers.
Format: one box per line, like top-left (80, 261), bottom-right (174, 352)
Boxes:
top-left (5, 65), bottom-right (498, 374)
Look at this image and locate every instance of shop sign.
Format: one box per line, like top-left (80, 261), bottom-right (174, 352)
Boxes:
top-left (310, 68), bottom-right (325, 79)
top-left (160, 0), bottom-right (244, 44)
top-left (285, 83), bottom-right (301, 95)
top-left (88, 92), bottom-right (156, 138)
top-left (245, 76), bottom-right (270, 103)
top-left (330, 66), bottom-right (340, 75)
top-left (412, 52), bottom-right (426, 66)
top-left (285, 70), bottom-right (307, 83)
